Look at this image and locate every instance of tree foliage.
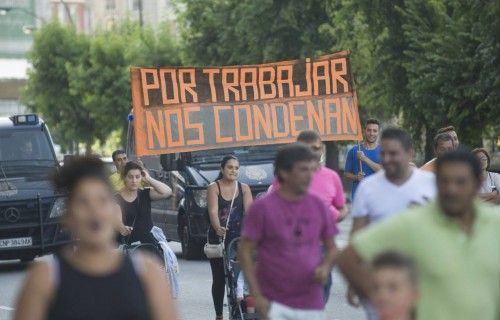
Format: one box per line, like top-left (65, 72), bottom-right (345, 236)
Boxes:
top-left (23, 21), bottom-right (180, 153)
top-left (327, 0), bottom-right (500, 154)
top-left (401, 0), bottom-right (500, 148)
top-left (22, 22), bottom-right (92, 153)
top-left (178, 0), bottom-right (332, 65)
top-left (178, 0), bottom-right (499, 155)
top-left (24, 2), bottom-right (499, 155)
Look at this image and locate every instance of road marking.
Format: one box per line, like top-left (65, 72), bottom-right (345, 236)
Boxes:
top-left (0, 306), bottom-right (14, 311)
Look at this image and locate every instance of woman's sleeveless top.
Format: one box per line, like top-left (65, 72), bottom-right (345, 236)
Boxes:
top-left (46, 253), bottom-right (151, 320)
top-left (208, 181), bottom-right (244, 246)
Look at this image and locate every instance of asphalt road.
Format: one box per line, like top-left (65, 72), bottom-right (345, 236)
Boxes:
top-left (0, 218), bottom-right (365, 320)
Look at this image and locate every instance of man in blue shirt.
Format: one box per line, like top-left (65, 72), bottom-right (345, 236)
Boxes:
top-left (344, 118), bottom-right (382, 198)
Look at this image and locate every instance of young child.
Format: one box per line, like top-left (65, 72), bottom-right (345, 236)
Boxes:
top-left (371, 251), bottom-right (419, 320)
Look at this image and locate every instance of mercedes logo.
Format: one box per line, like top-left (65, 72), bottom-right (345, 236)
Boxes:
top-left (4, 207), bottom-right (21, 223)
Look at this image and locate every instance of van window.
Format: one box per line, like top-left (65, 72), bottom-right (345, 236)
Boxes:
top-left (190, 144), bottom-right (280, 165)
top-left (0, 129), bottom-right (54, 161)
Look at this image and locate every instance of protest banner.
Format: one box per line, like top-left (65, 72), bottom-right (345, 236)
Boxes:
top-left (130, 50), bottom-right (362, 156)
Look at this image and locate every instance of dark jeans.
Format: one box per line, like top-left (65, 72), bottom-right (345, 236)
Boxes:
top-left (209, 258), bottom-right (225, 317)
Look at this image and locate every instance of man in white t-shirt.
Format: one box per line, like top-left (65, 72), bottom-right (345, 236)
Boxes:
top-left (347, 127), bottom-right (437, 320)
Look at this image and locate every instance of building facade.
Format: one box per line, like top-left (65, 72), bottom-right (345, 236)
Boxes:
top-left (0, 0), bottom-right (176, 116)
top-left (50, 0), bottom-right (177, 34)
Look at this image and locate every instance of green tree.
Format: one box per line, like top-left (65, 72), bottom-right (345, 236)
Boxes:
top-left (326, 0), bottom-right (500, 158)
top-left (68, 21), bottom-right (181, 148)
top-left (323, 0), bottom-right (393, 120)
top-left (178, 0), bottom-right (332, 65)
top-left (402, 0), bottom-right (500, 149)
top-left (25, 21), bottom-right (181, 153)
top-left (22, 22), bottom-right (94, 153)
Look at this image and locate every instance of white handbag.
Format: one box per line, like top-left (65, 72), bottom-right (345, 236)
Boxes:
top-left (204, 181), bottom-right (238, 259)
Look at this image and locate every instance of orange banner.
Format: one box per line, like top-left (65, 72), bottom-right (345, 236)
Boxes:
top-left (130, 51), bottom-right (362, 156)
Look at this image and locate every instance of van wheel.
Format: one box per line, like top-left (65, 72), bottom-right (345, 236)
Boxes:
top-left (180, 223), bottom-right (204, 260)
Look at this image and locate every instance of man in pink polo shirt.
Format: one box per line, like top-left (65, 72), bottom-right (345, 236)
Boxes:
top-left (268, 130), bottom-right (347, 222)
top-left (267, 130), bottom-right (346, 304)
top-left (240, 143), bottom-right (338, 320)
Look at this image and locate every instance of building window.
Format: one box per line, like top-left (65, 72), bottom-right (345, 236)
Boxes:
top-left (106, 0), bottom-right (115, 10)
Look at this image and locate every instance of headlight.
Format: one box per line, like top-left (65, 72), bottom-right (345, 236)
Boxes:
top-left (50, 198), bottom-right (67, 218)
top-left (192, 189), bottom-right (207, 208)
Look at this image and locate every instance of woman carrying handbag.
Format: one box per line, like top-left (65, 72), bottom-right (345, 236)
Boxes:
top-left (206, 155), bottom-right (253, 320)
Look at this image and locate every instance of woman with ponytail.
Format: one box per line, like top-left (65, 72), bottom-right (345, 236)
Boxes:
top-left (206, 155), bottom-right (253, 320)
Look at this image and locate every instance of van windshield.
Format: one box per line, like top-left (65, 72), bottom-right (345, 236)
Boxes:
top-left (0, 129), bottom-right (55, 163)
top-left (189, 144), bottom-right (281, 165)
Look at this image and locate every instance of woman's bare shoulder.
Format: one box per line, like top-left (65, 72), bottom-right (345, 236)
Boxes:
top-left (24, 260), bottom-right (54, 295)
top-left (207, 182), bottom-right (218, 191)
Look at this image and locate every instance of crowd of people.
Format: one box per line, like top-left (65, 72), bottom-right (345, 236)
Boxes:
top-left (13, 119), bottom-right (500, 320)
top-left (236, 121), bottom-right (500, 320)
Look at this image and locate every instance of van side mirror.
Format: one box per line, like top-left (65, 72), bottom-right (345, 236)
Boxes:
top-left (160, 154), bottom-right (184, 171)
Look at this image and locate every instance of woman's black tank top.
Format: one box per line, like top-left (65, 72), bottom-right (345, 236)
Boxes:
top-left (208, 181), bottom-right (244, 245)
top-left (117, 189), bottom-right (156, 245)
top-left (46, 253), bottom-right (151, 320)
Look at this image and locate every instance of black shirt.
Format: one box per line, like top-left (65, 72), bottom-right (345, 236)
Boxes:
top-left (208, 181), bottom-right (244, 246)
top-left (118, 189), bottom-right (155, 245)
top-left (46, 254), bottom-right (151, 320)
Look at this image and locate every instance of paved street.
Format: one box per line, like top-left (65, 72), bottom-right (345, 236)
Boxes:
top-left (0, 218), bottom-right (365, 320)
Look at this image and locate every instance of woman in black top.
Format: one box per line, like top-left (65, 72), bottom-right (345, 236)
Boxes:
top-left (207, 155), bottom-right (253, 320)
top-left (117, 161), bottom-right (172, 246)
top-left (14, 156), bottom-right (177, 320)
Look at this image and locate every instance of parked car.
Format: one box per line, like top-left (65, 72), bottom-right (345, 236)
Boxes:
top-left (0, 114), bottom-right (70, 261)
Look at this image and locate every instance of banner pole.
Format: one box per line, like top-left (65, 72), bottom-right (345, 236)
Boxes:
top-left (358, 140), bottom-right (363, 174)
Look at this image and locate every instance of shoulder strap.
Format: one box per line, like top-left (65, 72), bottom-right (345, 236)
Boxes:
top-left (222, 181), bottom-right (238, 242)
top-left (215, 180), bottom-right (222, 195)
top-left (47, 255), bottom-right (61, 289)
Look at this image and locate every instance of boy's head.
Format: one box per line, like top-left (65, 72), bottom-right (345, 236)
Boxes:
top-left (112, 149), bottom-right (127, 173)
top-left (371, 251), bottom-right (419, 320)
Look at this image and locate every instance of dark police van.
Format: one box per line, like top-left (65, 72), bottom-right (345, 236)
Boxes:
top-left (0, 114), bottom-right (69, 261)
top-left (127, 118), bottom-right (277, 259)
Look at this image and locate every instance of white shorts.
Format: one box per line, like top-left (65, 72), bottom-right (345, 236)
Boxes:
top-left (268, 302), bottom-right (325, 320)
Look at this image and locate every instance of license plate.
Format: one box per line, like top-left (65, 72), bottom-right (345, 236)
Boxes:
top-left (0, 237), bottom-right (33, 248)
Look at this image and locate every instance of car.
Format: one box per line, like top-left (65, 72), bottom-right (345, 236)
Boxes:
top-left (0, 114), bottom-right (70, 261)
top-left (127, 119), bottom-right (275, 260)
top-left (100, 156), bottom-right (116, 174)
